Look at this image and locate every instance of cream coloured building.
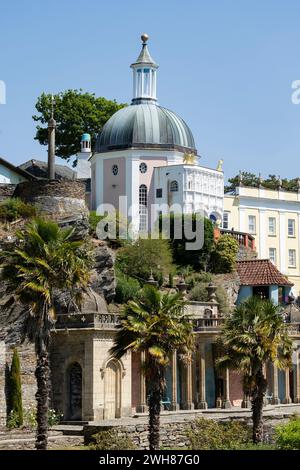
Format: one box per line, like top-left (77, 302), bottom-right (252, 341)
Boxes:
top-left (224, 185), bottom-right (300, 295)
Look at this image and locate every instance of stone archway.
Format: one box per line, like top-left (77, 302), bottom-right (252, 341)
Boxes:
top-left (104, 359), bottom-right (122, 419)
top-left (67, 362), bottom-right (82, 421)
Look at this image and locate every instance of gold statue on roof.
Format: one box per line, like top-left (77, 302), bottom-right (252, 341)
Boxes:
top-left (183, 153), bottom-right (196, 165)
top-left (217, 159), bottom-right (224, 171)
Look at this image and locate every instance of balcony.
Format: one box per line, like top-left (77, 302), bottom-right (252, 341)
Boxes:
top-left (219, 228), bottom-right (255, 250)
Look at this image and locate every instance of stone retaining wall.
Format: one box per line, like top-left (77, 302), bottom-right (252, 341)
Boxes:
top-left (14, 180), bottom-right (85, 201)
top-left (83, 413), bottom-right (292, 449)
top-left (0, 184), bottom-right (17, 201)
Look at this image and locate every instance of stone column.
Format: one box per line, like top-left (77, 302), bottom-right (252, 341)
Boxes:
top-left (294, 350), bottom-right (300, 403)
top-left (197, 343), bottom-right (207, 409)
top-left (222, 368), bottom-right (232, 408)
top-left (183, 357), bottom-right (194, 410)
top-left (241, 392), bottom-right (251, 408)
top-left (283, 369), bottom-right (292, 404)
top-left (170, 351), bottom-right (179, 411)
top-left (136, 352), bottom-right (147, 412)
top-left (271, 364), bottom-right (280, 405)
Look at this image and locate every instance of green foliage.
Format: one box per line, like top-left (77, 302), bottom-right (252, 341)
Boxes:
top-left (0, 198), bottom-right (36, 222)
top-left (8, 349), bottom-right (23, 427)
top-left (23, 405), bottom-right (37, 429)
top-left (189, 284), bottom-right (209, 301)
top-left (33, 90), bottom-right (126, 161)
top-left (188, 278), bottom-right (229, 314)
top-left (217, 297), bottom-right (293, 377)
top-left (275, 416), bottom-right (300, 450)
top-left (116, 237), bottom-right (173, 283)
top-left (168, 272), bottom-right (174, 288)
top-left (48, 408), bottom-right (63, 427)
top-left (89, 211), bottom-right (104, 235)
top-left (90, 430), bottom-right (137, 450)
top-left (185, 271), bottom-right (213, 289)
top-left (215, 286), bottom-right (229, 314)
top-left (115, 273), bottom-right (141, 304)
top-left (210, 235), bottom-right (239, 274)
top-left (160, 214), bottom-right (214, 270)
top-left (188, 418), bottom-right (251, 450)
top-left (225, 171), bottom-right (300, 194)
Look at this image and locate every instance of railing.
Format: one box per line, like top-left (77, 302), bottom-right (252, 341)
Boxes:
top-left (54, 312), bottom-right (121, 330)
top-left (220, 229), bottom-right (255, 250)
top-left (286, 322), bottom-right (300, 336)
top-left (193, 317), bottom-right (225, 332)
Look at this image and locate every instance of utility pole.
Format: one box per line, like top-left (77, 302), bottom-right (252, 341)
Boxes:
top-left (48, 95), bottom-right (56, 180)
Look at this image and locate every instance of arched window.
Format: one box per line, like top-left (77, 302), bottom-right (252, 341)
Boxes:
top-left (170, 180), bottom-right (179, 192)
top-left (139, 184), bottom-right (148, 231)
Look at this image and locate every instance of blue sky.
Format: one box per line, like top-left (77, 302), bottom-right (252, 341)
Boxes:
top-left (1, 0), bottom-right (300, 180)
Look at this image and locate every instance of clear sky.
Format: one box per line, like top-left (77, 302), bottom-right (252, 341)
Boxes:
top-left (1, 0), bottom-right (300, 180)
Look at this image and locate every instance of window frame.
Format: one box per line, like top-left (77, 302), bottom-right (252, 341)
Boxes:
top-left (268, 217), bottom-right (276, 236)
top-left (288, 249), bottom-right (296, 268)
top-left (248, 215), bottom-right (256, 234)
top-left (288, 219), bottom-right (295, 237)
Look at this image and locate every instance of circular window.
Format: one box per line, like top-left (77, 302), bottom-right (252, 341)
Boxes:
top-left (139, 162), bottom-right (147, 174)
top-left (112, 164), bottom-right (118, 175)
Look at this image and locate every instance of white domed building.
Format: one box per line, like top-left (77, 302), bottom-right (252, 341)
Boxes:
top-left (89, 34), bottom-right (224, 233)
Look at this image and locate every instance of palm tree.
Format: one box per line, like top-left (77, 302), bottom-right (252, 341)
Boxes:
top-left (217, 296), bottom-right (292, 444)
top-left (1, 218), bottom-right (93, 450)
top-left (109, 285), bottom-right (194, 450)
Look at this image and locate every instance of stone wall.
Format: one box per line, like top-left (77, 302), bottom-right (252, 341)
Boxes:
top-left (83, 413), bottom-right (293, 449)
top-left (0, 184), bottom-right (17, 201)
top-left (14, 180), bottom-right (86, 201)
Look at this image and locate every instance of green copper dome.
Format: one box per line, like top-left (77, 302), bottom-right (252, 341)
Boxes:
top-left (96, 103), bottom-right (196, 154)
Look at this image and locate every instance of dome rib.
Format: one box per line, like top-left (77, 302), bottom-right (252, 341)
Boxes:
top-left (96, 104), bottom-right (196, 154)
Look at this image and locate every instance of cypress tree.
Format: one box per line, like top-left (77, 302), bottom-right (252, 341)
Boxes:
top-left (10, 349), bottom-right (23, 427)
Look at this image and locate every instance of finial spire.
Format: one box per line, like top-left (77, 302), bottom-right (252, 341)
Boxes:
top-left (131, 33), bottom-right (158, 104)
top-left (141, 33), bottom-right (149, 44)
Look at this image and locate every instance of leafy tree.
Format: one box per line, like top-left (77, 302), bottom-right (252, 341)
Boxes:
top-left (9, 349), bottom-right (23, 427)
top-left (160, 213), bottom-right (214, 271)
top-left (116, 238), bottom-right (173, 283)
top-left (33, 90), bottom-right (126, 161)
top-left (225, 171), bottom-right (300, 193)
top-left (210, 234), bottom-right (239, 273)
top-left (110, 286), bottom-right (194, 450)
top-left (1, 219), bottom-right (93, 450)
top-left (115, 272), bottom-right (141, 304)
top-left (224, 172), bottom-right (260, 193)
top-left (217, 297), bottom-right (292, 444)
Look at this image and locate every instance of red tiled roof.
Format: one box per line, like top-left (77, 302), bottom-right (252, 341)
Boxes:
top-left (236, 259), bottom-right (293, 286)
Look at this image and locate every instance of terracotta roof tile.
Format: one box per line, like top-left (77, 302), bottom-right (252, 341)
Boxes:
top-left (236, 259), bottom-right (293, 287)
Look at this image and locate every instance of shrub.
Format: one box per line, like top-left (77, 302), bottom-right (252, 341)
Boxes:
top-left (89, 211), bottom-right (104, 235)
top-left (215, 286), bottom-right (230, 314)
top-left (7, 349), bottom-right (23, 428)
top-left (115, 273), bottom-right (141, 304)
top-left (116, 237), bottom-right (173, 283)
top-left (90, 430), bottom-right (137, 450)
top-left (210, 235), bottom-right (239, 274)
top-left (0, 198), bottom-right (36, 222)
top-left (275, 416), bottom-right (300, 450)
top-left (48, 408), bottom-right (63, 427)
top-left (186, 271), bottom-right (213, 289)
top-left (168, 272), bottom-right (174, 288)
top-left (188, 418), bottom-right (251, 450)
top-left (160, 213), bottom-right (214, 271)
top-left (189, 284), bottom-right (209, 301)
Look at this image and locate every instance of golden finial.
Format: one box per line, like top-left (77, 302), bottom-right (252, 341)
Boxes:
top-left (141, 33), bottom-right (149, 44)
top-left (183, 153), bottom-right (196, 165)
top-left (217, 159), bottom-right (224, 171)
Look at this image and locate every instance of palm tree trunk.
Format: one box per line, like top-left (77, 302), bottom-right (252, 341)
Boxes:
top-left (148, 379), bottom-right (162, 451)
top-left (251, 365), bottom-right (267, 444)
top-left (35, 344), bottom-right (50, 450)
